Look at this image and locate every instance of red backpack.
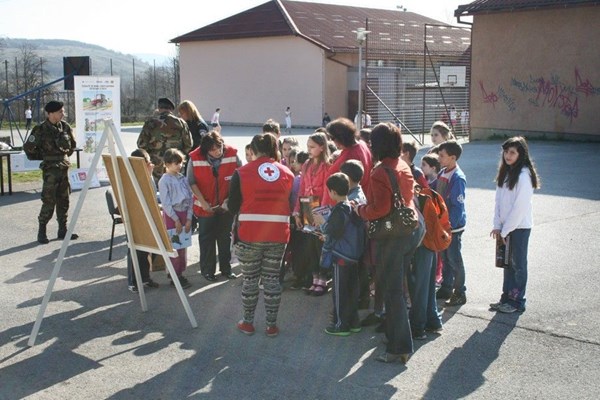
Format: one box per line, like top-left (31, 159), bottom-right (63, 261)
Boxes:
top-left (416, 186), bottom-right (452, 252)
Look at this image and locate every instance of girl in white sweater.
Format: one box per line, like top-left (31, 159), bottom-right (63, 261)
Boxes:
top-left (490, 137), bottom-right (540, 313)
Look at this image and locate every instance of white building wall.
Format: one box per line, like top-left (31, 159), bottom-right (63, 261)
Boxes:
top-left (179, 36), bottom-right (327, 127)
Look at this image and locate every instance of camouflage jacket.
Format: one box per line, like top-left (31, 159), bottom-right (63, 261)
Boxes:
top-left (136, 111), bottom-right (192, 157)
top-left (23, 119), bottom-right (76, 169)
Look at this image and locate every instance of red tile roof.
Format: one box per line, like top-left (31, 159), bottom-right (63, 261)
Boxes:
top-left (171, 0), bottom-right (470, 55)
top-left (455, 0), bottom-right (598, 16)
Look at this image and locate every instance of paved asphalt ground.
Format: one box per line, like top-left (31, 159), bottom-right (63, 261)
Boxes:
top-left (0, 125), bottom-right (599, 399)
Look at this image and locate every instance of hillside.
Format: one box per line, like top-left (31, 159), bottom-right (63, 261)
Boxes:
top-left (0, 38), bottom-right (172, 83)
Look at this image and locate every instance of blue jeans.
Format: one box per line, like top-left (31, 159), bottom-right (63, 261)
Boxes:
top-left (501, 229), bottom-right (530, 310)
top-left (408, 246), bottom-right (443, 332)
top-left (441, 231), bottom-right (466, 295)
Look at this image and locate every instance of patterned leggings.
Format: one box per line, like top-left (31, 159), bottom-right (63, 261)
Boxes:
top-left (236, 241), bottom-right (286, 328)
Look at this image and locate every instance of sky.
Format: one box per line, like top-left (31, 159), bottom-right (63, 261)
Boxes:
top-left (0, 0), bottom-right (467, 58)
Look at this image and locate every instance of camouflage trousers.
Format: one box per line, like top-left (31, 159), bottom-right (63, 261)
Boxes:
top-left (235, 241), bottom-right (286, 327)
top-left (38, 167), bottom-right (71, 225)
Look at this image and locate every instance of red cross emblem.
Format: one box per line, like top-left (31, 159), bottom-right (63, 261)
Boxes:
top-left (258, 162), bottom-right (280, 182)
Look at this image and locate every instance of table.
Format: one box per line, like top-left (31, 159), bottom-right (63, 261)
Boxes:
top-left (0, 149), bottom-right (82, 196)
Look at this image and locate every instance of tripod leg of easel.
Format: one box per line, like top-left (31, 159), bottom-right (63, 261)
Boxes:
top-left (28, 126), bottom-right (108, 347)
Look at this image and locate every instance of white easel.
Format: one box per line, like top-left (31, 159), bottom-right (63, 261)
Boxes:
top-left (28, 119), bottom-right (197, 347)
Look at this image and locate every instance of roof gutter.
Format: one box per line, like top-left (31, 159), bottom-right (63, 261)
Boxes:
top-left (454, 7), bottom-right (473, 26)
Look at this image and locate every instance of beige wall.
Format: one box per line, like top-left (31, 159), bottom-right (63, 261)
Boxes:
top-left (179, 36), bottom-right (329, 127)
top-left (470, 6), bottom-right (600, 140)
top-left (323, 57), bottom-right (348, 121)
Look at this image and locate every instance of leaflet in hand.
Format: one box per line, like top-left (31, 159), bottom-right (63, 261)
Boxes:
top-left (167, 228), bottom-right (192, 250)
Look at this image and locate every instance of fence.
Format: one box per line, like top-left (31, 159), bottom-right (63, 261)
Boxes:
top-left (364, 18), bottom-right (471, 143)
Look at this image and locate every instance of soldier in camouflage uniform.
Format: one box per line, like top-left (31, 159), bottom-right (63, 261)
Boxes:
top-left (23, 101), bottom-right (79, 244)
top-left (137, 97), bottom-right (192, 183)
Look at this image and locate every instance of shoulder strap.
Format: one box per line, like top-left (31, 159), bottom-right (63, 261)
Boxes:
top-left (381, 166), bottom-right (405, 207)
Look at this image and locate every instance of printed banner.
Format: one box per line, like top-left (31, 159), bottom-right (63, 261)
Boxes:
top-left (74, 76), bottom-right (121, 178)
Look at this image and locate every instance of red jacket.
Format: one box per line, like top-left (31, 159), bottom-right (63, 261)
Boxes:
top-left (293, 160), bottom-right (330, 214)
top-left (189, 145), bottom-right (238, 217)
top-left (322, 141), bottom-right (373, 206)
top-left (358, 157), bottom-right (415, 221)
top-left (237, 157), bottom-right (294, 243)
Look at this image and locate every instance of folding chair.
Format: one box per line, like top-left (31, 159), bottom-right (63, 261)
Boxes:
top-left (105, 189), bottom-right (123, 260)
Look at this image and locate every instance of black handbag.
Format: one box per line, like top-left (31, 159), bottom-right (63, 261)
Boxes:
top-left (367, 166), bottom-right (418, 239)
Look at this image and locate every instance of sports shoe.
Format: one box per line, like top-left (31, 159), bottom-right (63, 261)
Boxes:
top-left (361, 312), bottom-right (383, 327)
top-left (412, 330), bottom-right (427, 340)
top-left (425, 326), bottom-right (444, 334)
top-left (202, 273), bottom-right (218, 282)
top-left (497, 303), bottom-right (518, 313)
top-left (179, 276), bottom-right (191, 289)
top-left (171, 276), bottom-right (191, 289)
top-left (324, 326), bottom-right (351, 337)
top-left (144, 279), bottom-right (159, 289)
top-left (128, 285), bottom-right (138, 293)
top-left (350, 326), bottom-right (362, 333)
top-left (237, 320), bottom-right (255, 335)
top-left (222, 272), bottom-right (238, 279)
top-left (266, 326), bottom-right (279, 337)
top-left (376, 352), bottom-right (410, 364)
top-left (445, 292), bottom-right (467, 306)
top-left (489, 301), bottom-right (503, 311)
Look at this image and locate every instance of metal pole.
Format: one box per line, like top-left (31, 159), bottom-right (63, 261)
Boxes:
top-left (358, 45), bottom-right (362, 127)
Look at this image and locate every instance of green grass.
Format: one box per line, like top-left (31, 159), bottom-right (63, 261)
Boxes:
top-left (11, 169), bottom-right (43, 183)
top-left (2, 159), bottom-right (43, 184)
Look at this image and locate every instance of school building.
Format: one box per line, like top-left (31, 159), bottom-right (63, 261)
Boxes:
top-left (170, 0), bottom-right (470, 132)
top-left (456, 0), bottom-right (600, 141)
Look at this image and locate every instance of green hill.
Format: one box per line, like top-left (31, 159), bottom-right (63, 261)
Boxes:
top-left (0, 38), bottom-right (164, 83)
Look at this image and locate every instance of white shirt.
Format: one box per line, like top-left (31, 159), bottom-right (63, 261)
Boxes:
top-left (493, 168), bottom-right (534, 238)
top-left (25, 109), bottom-right (32, 119)
top-left (211, 112), bottom-right (220, 124)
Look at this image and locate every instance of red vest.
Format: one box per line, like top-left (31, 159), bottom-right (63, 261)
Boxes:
top-left (190, 145), bottom-right (238, 217)
top-left (237, 157), bottom-right (294, 243)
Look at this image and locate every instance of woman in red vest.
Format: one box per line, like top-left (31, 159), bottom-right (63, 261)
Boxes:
top-left (187, 131), bottom-right (241, 281)
top-left (228, 133), bottom-right (294, 337)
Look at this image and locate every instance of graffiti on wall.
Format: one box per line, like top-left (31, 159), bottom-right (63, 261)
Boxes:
top-left (479, 81), bottom-right (516, 112)
top-left (480, 68), bottom-right (598, 125)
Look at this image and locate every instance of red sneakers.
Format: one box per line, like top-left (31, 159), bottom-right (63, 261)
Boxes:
top-left (266, 326), bottom-right (279, 337)
top-left (237, 320), bottom-right (255, 335)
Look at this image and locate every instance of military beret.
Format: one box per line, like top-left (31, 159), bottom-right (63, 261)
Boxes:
top-left (157, 97), bottom-right (175, 110)
top-left (44, 100), bottom-right (64, 113)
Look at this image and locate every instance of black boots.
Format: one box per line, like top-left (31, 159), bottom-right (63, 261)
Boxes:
top-left (57, 225), bottom-right (79, 240)
top-left (37, 224), bottom-right (49, 244)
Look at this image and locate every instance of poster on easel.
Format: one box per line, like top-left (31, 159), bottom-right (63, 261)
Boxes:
top-left (74, 76), bottom-right (120, 181)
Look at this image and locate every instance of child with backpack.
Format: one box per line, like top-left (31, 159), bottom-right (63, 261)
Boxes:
top-left (313, 173), bottom-right (366, 336)
top-left (407, 184), bottom-right (451, 339)
top-left (435, 140), bottom-right (468, 306)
